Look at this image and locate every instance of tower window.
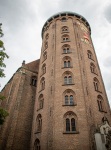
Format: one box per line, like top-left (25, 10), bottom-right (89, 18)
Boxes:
top-left (63, 71), bottom-right (74, 85)
top-left (61, 17), bottom-right (67, 22)
top-left (93, 77), bottom-right (101, 92)
top-left (66, 117), bottom-right (76, 132)
top-left (90, 63), bottom-right (97, 74)
top-left (31, 76), bottom-right (37, 87)
top-left (34, 139), bottom-right (40, 150)
top-left (62, 44), bottom-right (70, 53)
top-left (41, 63), bottom-right (46, 75)
top-left (36, 114), bottom-right (42, 132)
top-left (65, 95), bottom-right (74, 105)
top-left (43, 51), bottom-right (47, 61)
top-left (64, 61), bottom-right (70, 68)
top-left (44, 41), bottom-right (48, 49)
top-left (64, 76), bottom-right (72, 84)
top-left (40, 77), bottom-right (45, 90)
top-left (63, 89), bottom-right (75, 106)
top-left (61, 26), bottom-right (69, 33)
top-left (38, 94), bottom-right (44, 110)
top-left (97, 95), bottom-right (106, 112)
top-left (64, 111), bottom-right (77, 133)
top-left (66, 118), bottom-right (76, 131)
top-left (45, 33), bottom-right (49, 40)
top-left (62, 34), bottom-right (70, 42)
top-left (87, 50), bottom-right (94, 60)
top-left (63, 56), bottom-right (72, 68)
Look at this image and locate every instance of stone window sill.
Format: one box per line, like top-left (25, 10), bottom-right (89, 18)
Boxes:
top-left (91, 72), bottom-right (98, 76)
top-left (42, 58), bottom-right (47, 63)
top-left (61, 66), bottom-right (73, 69)
top-left (34, 131), bottom-right (41, 134)
top-left (40, 72), bottom-right (46, 77)
top-left (61, 31), bottom-right (69, 34)
top-left (63, 131), bottom-right (79, 134)
top-left (95, 90), bottom-right (102, 93)
top-left (61, 40), bottom-right (71, 43)
top-left (99, 110), bottom-right (107, 113)
top-left (62, 52), bottom-right (72, 54)
top-left (62, 84), bottom-right (75, 86)
top-left (39, 89), bottom-right (45, 93)
top-left (62, 104), bottom-right (77, 106)
top-left (37, 108), bottom-right (43, 111)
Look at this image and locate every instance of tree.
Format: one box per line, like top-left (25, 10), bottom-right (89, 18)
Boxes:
top-left (0, 23), bottom-right (9, 125)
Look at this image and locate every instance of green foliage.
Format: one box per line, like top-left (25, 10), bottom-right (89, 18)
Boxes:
top-left (0, 26), bottom-right (9, 78)
top-left (0, 23), bottom-right (9, 125)
top-left (0, 108), bottom-right (9, 125)
top-left (0, 95), bottom-right (5, 101)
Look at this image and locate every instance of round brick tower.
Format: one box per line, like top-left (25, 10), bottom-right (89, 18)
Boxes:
top-left (31, 12), bottom-right (111, 150)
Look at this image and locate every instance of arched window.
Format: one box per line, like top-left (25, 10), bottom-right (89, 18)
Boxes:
top-left (43, 51), bottom-right (47, 61)
top-left (87, 50), bottom-right (94, 60)
top-left (62, 44), bottom-right (70, 53)
top-left (45, 33), bottom-right (49, 40)
top-left (40, 77), bottom-right (45, 90)
top-left (44, 41), bottom-right (48, 49)
top-left (41, 63), bottom-right (46, 75)
top-left (64, 76), bottom-right (72, 84)
top-left (102, 117), bottom-right (108, 123)
top-left (62, 34), bottom-right (70, 42)
top-left (90, 63), bottom-right (97, 74)
top-left (97, 95), bottom-right (105, 112)
top-left (34, 139), bottom-right (40, 150)
top-left (63, 89), bottom-right (76, 106)
top-left (36, 114), bottom-right (42, 132)
top-left (65, 95), bottom-right (74, 105)
top-left (38, 94), bottom-right (44, 109)
top-left (61, 26), bottom-right (69, 33)
top-left (64, 111), bottom-right (77, 133)
top-left (64, 61), bottom-right (70, 68)
top-left (31, 76), bottom-right (37, 86)
top-left (63, 56), bottom-right (72, 68)
top-left (61, 17), bottom-right (67, 22)
top-left (93, 77), bottom-right (101, 92)
top-left (63, 71), bottom-right (73, 85)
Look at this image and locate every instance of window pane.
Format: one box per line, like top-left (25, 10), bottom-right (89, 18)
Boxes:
top-left (70, 95), bottom-right (74, 105)
top-left (71, 118), bottom-right (76, 131)
top-left (68, 76), bottom-right (72, 84)
top-left (99, 101), bottom-right (103, 111)
top-left (68, 61), bottom-right (70, 67)
top-left (63, 48), bottom-right (66, 53)
top-left (65, 95), bottom-right (68, 105)
top-left (66, 118), bottom-right (70, 131)
top-left (64, 76), bottom-right (68, 84)
top-left (95, 83), bottom-right (98, 91)
top-left (64, 61), bottom-right (67, 67)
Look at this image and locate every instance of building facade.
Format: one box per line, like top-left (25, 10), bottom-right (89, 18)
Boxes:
top-left (0, 12), bottom-right (111, 150)
top-left (0, 60), bottom-right (39, 150)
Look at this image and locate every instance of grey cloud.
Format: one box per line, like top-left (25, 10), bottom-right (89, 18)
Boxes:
top-left (102, 70), bottom-right (111, 91)
top-left (103, 56), bottom-right (111, 67)
top-left (0, 0), bottom-right (37, 32)
top-left (104, 4), bottom-right (111, 23)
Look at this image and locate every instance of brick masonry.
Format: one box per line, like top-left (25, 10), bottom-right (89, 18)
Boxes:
top-left (0, 12), bottom-right (111, 150)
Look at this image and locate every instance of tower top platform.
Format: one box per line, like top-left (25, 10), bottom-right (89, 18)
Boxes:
top-left (42, 11), bottom-right (91, 37)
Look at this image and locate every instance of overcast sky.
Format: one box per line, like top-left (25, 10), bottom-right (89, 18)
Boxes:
top-left (0, 0), bottom-right (111, 106)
